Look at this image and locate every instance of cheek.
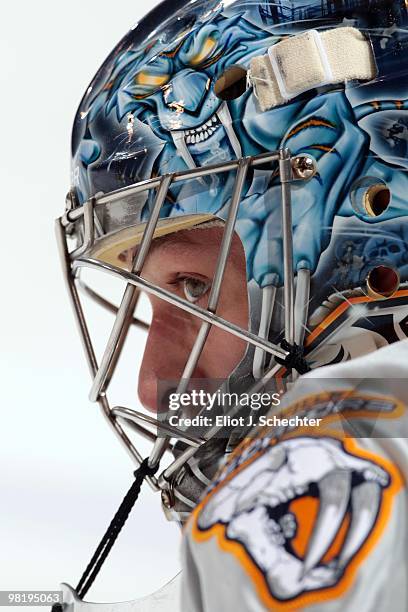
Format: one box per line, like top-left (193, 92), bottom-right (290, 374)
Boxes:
top-left (201, 284), bottom-right (249, 377)
top-left (150, 299), bottom-right (203, 340)
top-left (198, 259), bottom-right (249, 377)
top-left (203, 326), bottom-right (248, 378)
top-left (216, 272), bottom-right (249, 332)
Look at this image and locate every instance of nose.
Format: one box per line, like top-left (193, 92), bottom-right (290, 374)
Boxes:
top-left (138, 306), bottom-right (199, 412)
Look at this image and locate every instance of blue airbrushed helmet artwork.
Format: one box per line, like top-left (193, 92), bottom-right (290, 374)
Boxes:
top-left (62, 0), bottom-right (408, 523)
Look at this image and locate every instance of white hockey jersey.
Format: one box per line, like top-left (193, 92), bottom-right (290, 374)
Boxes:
top-left (181, 339), bottom-right (408, 611)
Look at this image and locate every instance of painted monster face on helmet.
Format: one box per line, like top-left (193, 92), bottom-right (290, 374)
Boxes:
top-left (63, 0), bottom-right (408, 521)
top-left (72, 0), bottom-right (408, 289)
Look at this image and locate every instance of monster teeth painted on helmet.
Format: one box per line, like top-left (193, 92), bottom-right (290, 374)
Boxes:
top-left (184, 114), bottom-right (221, 144)
top-left (171, 102), bottom-right (242, 167)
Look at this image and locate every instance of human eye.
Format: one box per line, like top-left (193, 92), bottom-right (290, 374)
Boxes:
top-left (181, 276), bottom-right (211, 303)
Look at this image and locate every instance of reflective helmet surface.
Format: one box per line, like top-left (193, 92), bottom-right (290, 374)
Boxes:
top-left (64, 0), bottom-right (408, 520)
top-left (71, 0), bottom-right (408, 292)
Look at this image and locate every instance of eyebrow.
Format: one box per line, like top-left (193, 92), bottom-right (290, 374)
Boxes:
top-left (118, 229), bottom-right (207, 266)
top-left (149, 230), bottom-right (204, 255)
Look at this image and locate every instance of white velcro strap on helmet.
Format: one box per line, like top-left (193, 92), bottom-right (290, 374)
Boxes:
top-left (250, 27), bottom-right (377, 111)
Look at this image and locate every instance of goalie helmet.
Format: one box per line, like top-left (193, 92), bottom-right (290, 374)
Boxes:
top-left (57, 0), bottom-right (408, 604)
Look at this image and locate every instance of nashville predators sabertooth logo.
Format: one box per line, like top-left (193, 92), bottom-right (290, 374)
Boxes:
top-left (192, 436), bottom-right (402, 608)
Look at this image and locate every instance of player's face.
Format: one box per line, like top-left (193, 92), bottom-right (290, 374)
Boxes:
top-left (138, 226), bottom-right (249, 412)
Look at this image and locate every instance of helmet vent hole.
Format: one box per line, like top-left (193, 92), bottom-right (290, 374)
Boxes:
top-left (366, 265), bottom-right (400, 299)
top-left (214, 65), bottom-right (248, 100)
top-left (350, 177), bottom-right (391, 219)
top-left (364, 184), bottom-right (391, 217)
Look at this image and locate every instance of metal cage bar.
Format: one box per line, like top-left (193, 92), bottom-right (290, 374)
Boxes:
top-left (148, 156), bottom-right (252, 467)
top-left (280, 148), bottom-right (295, 345)
top-left (63, 151), bottom-right (280, 226)
top-left (76, 279), bottom-right (149, 331)
top-left (55, 218), bottom-right (159, 490)
top-left (58, 146), bottom-right (309, 500)
top-left (161, 360), bottom-right (283, 483)
top-left (73, 257), bottom-right (288, 359)
top-left (69, 198), bottom-right (95, 259)
top-left (88, 174), bottom-right (174, 402)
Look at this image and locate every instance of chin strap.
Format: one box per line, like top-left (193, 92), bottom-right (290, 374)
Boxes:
top-left (249, 27), bottom-right (377, 111)
top-left (52, 458), bottom-right (158, 610)
top-left (276, 339), bottom-right (310, 375)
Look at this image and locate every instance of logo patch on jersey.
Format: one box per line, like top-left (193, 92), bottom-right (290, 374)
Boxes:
top-left (191, 434), bottom-right (402, 609)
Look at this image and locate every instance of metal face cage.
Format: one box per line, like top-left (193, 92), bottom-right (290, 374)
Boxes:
top-left (56, 148), bottom-right (315, 504)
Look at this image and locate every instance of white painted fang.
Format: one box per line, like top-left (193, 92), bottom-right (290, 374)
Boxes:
top-left (216, 101), bottom-right (242, 159)
top-left (171, 130), bottom-right (197, 170)
top-left (338, 481), bottom-right (381, 568)
top-left (303, 470), bottom-right (351, 576)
